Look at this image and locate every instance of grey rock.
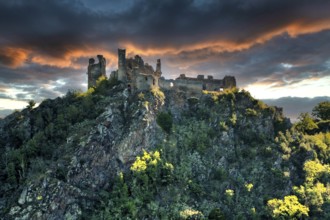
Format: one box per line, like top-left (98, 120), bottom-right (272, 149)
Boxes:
top-left (18, 188), bottom-right (27, 205)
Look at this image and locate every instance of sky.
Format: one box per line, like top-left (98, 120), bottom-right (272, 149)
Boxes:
top-left (0, 0), bottom-right (329, 119)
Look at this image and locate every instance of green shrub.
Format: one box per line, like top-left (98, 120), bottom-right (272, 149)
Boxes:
top-left (93, 75), bottom-right (119, 95)
top-left (312, 101), bottom-right (330, 120)
top-left (256, 100), bottom-right (267, 110)
top-left (219, 121), bottom-right (228, 131)
top-left (229, 113), bottom-right (237, 126)
top-left (157, 112), bottom-right (173, 133)
top-left (295, 113), bottom-right (318, 133)
top-left (138, 92), bottom-right (145, 100)
top-left (208, 208), bottom-right (225, 220)
top-left (187, 97), bottom-right (199, 106)
top-left (245, 108), bottom-right (257, 117)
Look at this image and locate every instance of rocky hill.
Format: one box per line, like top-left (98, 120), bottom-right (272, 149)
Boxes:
top-left (0, 79), bottom-right (329, 219)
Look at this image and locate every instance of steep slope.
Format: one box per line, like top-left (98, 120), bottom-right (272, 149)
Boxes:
top-left (1, 81), bottom-right (329, 219)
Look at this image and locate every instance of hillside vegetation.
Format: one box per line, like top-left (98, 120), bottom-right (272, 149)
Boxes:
top-left (0, 78), bottom-right (329, 219)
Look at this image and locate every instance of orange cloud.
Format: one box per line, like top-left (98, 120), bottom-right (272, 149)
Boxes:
top-left (122, 19), bottom-right (330, 59)
top-left (31, 48), bottom-right (118, 70)
top-left (0, 47), bottom-right (30, 68)
top-left (4, 19), bottom-right (330, 71)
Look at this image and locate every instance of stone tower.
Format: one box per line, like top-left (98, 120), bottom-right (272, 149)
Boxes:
top-left (156, 59), bottom-right (161, 73)
top-left (97, 54), bottom-right (106, 76)
top-left (223, 76), bottom-right (236, 88)
top-left (118, 49), bottom-right (126, 82)
top-left (87, 55), bottom-right (106, 89)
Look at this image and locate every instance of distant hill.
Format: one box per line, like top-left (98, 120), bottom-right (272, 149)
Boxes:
top-left (0, 109), bottom-right (14, 119)
top-left (263, 96), bottom-right (330, 121)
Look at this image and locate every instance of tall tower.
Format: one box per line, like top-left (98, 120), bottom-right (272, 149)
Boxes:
top-left (156, 59), bottom-right (161, 73)
top-left (118, 49), bottom-right (126, 82)
top-left (97, 54), bottom-right (106, 77)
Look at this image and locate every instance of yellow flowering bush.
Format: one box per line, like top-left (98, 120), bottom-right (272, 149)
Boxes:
top-left (267, 195), bottom-right (309, 218)
top-left (130, 150), bottom-right (167, 172)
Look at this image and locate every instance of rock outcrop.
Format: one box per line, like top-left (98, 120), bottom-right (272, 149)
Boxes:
top-left (0, 84), bottom-right (292, 219)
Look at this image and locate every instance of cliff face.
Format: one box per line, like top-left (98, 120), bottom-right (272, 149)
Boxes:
top-left (0, 83), bottom-right (291, 219)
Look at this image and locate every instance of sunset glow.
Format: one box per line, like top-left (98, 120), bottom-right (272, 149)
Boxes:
top-left (0, 0), bottom-right (329, 118)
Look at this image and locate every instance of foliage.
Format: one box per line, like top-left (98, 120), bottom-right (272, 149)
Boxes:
top-left (3, 86), bottom-right (330, 219)
top-left (312, 101), bottom-right (330, 120)
top-left (151, 87), bottom-right (165, 103)
top-left (245, 108), bottom-right (257, 116)
top-left (219, 121), bottom-right (228, 131)
top-left (267, 195), bottom-right (309, 219)
top-left (94, 150), bottom-right (175, 219)
top-left (1, 78), bottom-right (112, 190)
top-left (138, 92), bottom-right (145, 100)
top-left (156, 112), bottom-right (173, 134)
top-left (187, 97), bottom-right (199, 106)
top-left (303, 160), bottom-right (329, 183)
top-left (256, 100), bottom-right (268, 110)
top-left (179, 208), bottom-right (204, 219)
top-left (93, 75), bottom-right (119, 95)
top-left (229, 113), bottom-right (237, 126)
top-left (131, 150), bottom-right (161, 172)
top-left (225, 189), bottom-right (234, 197)
top-left (245, 183), bottom-right (253, 192)
top-left (208, 208), bottom-right (225, 220)
top-left (295, 113), bottom-right (318, 133)
top-left (27, 100), bottom-right (36, 110)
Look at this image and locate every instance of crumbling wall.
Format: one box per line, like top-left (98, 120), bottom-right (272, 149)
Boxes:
top-left (87, 55), bottom-right (106, 89)
top-left (166, 74), bottom-right (236, 91)
top-left (158, 78), bottom-right (173, 89)
top-left (136, 74), bottom-right (156, 90)
top-left (174, 79), bottom-right (203, 90)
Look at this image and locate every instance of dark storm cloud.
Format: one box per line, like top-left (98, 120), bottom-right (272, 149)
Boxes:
top-left (1, 0), bottom-right (330, 59)
top-left (167, 30), bottom-right (330, 87)
top-left (0, 62), bottom-right (86, 103)
top-left (0, 63), bottom-right (82, 84)
top-left (0, 0), bottom-right (330, 119)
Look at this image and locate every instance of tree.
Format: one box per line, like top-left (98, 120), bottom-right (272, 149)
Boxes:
top-left (295, 113), bottom-right (318, 133)
top-left (156, 112), bottom-right (173, 134)
top-left (27, 100), bottom-right (36, 110)
top-left (312, 101), bottom-right (330, 120)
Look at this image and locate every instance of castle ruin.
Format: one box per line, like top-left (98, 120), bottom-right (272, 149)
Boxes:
top-left (109, 49), bottom-right (162, 92)
top-left (87, 49), bottom-right (236, 92)
top-left (87, 55), bottom-right (106, 88)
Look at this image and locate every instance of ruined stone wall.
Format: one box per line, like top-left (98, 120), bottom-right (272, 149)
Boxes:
top-left (158, 78), bottom-right (173, 90)
top-left (87, 55), bottom-right (106, 89)
top-left (136, 74), bottom-right (156, 90)
top-left (174, 78), bottom-right (203, 90)
top-left (158, 74), bottom-right (236, 91)
top-left (110, 70), bottom-right (118, 81)
top-left (123, 53), bottom-right (161, 91)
